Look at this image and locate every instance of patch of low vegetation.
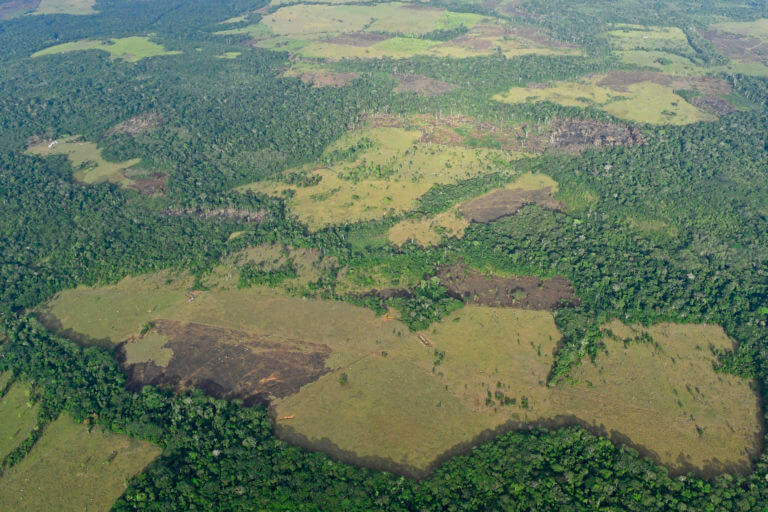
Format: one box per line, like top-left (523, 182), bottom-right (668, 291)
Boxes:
top-left (32, 0), bottom-right (95, 16)
top-left (0, 413), bottom-right (160, 512)
top-left (32, 36), bottom-right (180, 62)
top-left (0, 382), bottom-right (39, 461)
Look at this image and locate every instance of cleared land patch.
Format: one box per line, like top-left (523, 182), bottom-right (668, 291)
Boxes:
top-left (0, 0), bottom-right (40, 20)
top-left (0, 413), bottom-right (160, 512)
top-left (494, 74), bottom-right (718, 125)
top-left (44, 274), bottom-right (763, 478)
top-left (25, 136), bottom-right (141, 187)
top-left (32, 0), bottom-right (95, 15)
top-left (238, 126), bottom-right (527, 229)
top-left (459, 185), bottom-right (564, 223)
top-left (436, 263), bottom-right (581, 310)
top-left (32, 36), bottom-right (180, 62)
top-left (0, 382), bottom-right (39, 461)
top-left (106, 112), bottom-right (163, 136)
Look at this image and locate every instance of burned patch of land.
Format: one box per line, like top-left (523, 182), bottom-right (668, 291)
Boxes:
top-left (393, 73), bottom-right (457, 96)
top-left (295, 70), bottom-right (360, 87)
top-left (700, 29), bottom-right (768, 63)
top-left (0, 0), bottom-right (39, 19)
top-left (596, 71), bottom-right (732, 96)
top-left (436, 263), bottom-right (580, 310)
top-left (106, 112), bottom-right (162, 136)
top-left (688, 96), bottom-right (738, 115)
top-left (118, 319), bottom-right (332, 404)
top-left (459, 186), bottom-right (565, 223)
top-left (547, 119), bottom-right (646, 152)
top-left (126, 171), bottom-right (168, 195)
top-left (324, 32), bottom-right (389, 47)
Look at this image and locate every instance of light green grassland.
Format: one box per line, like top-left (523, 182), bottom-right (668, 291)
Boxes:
top-left (494, 76), bottom-right (715, 125)
top-left (238, 126), bottom-right (527, 229)
top-left (32, 36), bottom-right (180, 62)
top-left (33, 0), bottom-right (96, 15)
top-left (123, 331), bottom-right (173, 367)
top-left (607, 24), bottom-right (691, 52)
top-left (712, 18), bottom-right (768, 38)
top-left (25, 136), bottom-right (141, 186)
top-left (43, 273), bottom-right (763, 475)
top-left (217, 51), bottom-right (241, 59)
top-left (0, 413), bottom-right (161, 512)
top-left (0, 382), bottom-right (39, 461)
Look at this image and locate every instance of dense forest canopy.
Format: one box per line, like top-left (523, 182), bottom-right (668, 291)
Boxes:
top-left (1, 0), bottom-right (768, 510)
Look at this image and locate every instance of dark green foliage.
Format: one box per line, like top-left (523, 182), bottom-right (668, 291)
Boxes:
top-left (391, 278), bottom-right (463, 331)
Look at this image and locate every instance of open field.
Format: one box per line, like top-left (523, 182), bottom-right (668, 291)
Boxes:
top-left (494, 73), bottom-right (718, 124)
top-left (0, 413), bottom-right (161, 512)
top-left (32, 0), bottom-right (95, 15)
top-left (0, 0), bottom-right (40, 20)
top-left (238, 126), bottom-right (526, 229)
top-left (0, 382), bottom-right (39, 461)
top-left (42, 271), bottom-right (763, 477)
top-left (711, 19), bottom-right (768, 39)
top-left (26, 136), bottom-right (141, 186)
top-left (388, 207), bottom-right (469, 247)
top-left (32, 36), bottom-right (180, 62)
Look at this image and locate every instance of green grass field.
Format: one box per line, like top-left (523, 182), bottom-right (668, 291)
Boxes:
top-left (25, 136), bottom-right (141, 186)
top-left (42, 272), bottom-right (762, 476)
top-left (0, 413), bottom-right (161, 512)
top-left (712, 18), bottom-right (768, 39)
top-left (33, 0), bottom-right (96, 15)
top-left (32, 36), bottom-right (180, 62)
top-left (0, 382), bottom-right (39, 461)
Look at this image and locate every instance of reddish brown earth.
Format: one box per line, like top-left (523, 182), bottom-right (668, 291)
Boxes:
top-left (546, 119), bottom-right (646, 152)
top-left (597, 71), bottom-right (732, 96)
top-left (117, 320), bottom-right (332, 404)
top-left (700, 29), bottom-right (768, 63)
top-left (393, 73), bottom-right (458, 96)
top-left (106, 112), bottom-right (163, 136)
top-left (127, 172), bottom-right (168, 195)
top-left (0, 0), bottom-right (39, 20)
top-left (459, 186), bottom-right (565, 223)
top-left (689, 96), bottom-right (737, 115)
top-left (436, 263), bottom-right (581, 310)
top-left (324, 32), bottom-right (389, 47)
top-left (296, 71), bottom-right (360, 87)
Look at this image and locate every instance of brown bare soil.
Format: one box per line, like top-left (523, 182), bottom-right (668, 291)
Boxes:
top-left (436, 263), bottom-right (580, 310)
top-left (459, 186), bottom-right (565, 223)
top-left (597, 71), bottom-right (732, 96)
top-left (324, 32), bottom-right (389, 47)
top-left (117, 319), bottom-right (331, 404)
top-left (689, 95), bottom-right (738, 115)
top-left (296, 71), bottom-right (360, 87)
top-left (393, 73), bottom-right (457, 96)
top-left (106, 112), bottom-right (163, 136)
top-left (0, 0), bottom-right (39, 19)
top-left (165, 207), bottom-right (266, 223)
top-left (547, 119), bottom-right (646, 152)
top-left (700, 29), bottom-right (768, 63)
top-left (127, 172), bottom-right (168, 195)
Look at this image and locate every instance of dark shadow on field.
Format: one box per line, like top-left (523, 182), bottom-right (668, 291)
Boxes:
top-left (272, 407), bottom-right (765, 482)
top-left (36, 309), bottom-right (114, 348)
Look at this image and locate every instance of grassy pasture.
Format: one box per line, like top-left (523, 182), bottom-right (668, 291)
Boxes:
top-left (712, 18), bottom-right (768, 39)
top-left (387, 173), bottom-right (557, 247)
top-left (0, 382), bottom-right (39, 461)
top-left (607, 24), bottom-right (691, 53)
top-left (43, 275), bottom-right (761, 476)
top-left (494, 76), bottom-right (715, 125)
top-left (238, 126), bottom-right (526, 229)
top-left (217, 51), bottom-right (241, 59)
top-left (123, 331), bottom-right (173, 366)
top-left (33, 0), bottom-right (96, 15)
top-left (32, 36), bottom-right (180, 62)
top-left (0, 413), bottom-right (160, 512)
top-left (26, 136), bottom-right (141, 186)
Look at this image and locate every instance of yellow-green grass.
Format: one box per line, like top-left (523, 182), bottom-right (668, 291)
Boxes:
top-left (606, 24), bottom-right (691, 53)
top-left (40, 271), bottom-right (193, 346)
top-left (494, 76), bottom-right (715, 125)
top-left (32, 36), bottom-right (181, 62)
top-left (0, 372), bottom-right (11, 390)
top-left (238, 126), bottom-right (527, 229)
top-left (0, 413), bottom-right (161, 512)
top-left (388, 207), bottom-right (469, 247)
top-left (617, 49), bottom-right (768, 77)
top-left (214, 23), bottom-right (273, 38)
top-left (712, 18), bottom-right (768, 39)
top-left (25, 136), bottom-right (141, 186)
top-left (123, 331), bottom-right (173, 366)
top-left (0, 382), bottom-right (39, 461)
top-left (33, 0), bottom-right (96, 15)
top-left (386, 173), bottom-right (557, 247)
top-left (301, 37), bottom-right (441, 60)
top-left (42, 275), bottom-right (761, 475)
top-left (217, 51), bottom-right (241, 59)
